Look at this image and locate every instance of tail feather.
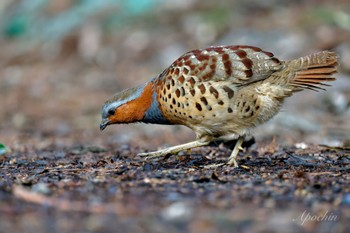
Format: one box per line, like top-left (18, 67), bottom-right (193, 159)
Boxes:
top-left (288, 51), bottom-right (338, 91)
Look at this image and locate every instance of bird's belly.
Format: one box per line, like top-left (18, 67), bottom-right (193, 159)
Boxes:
top-left (161, 90), bottom-right (281, 139)
top-left (157, 77), bottom-right (282, 139)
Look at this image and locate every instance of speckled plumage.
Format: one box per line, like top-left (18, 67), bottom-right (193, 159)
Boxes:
top-left (154, 45), bottom-right (285, 140)
top-left (100, 45), bottom-right (338, 167)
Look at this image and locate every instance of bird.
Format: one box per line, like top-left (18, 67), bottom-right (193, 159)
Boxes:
top-left (100, 45), bottom-right (338, 167)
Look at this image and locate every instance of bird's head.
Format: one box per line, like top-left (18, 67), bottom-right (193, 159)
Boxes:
top-left (100, 82), bottom-right (154, 131)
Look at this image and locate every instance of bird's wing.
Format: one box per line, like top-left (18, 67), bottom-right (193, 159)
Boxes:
top-left (161, 45), bottom-right (283, 86)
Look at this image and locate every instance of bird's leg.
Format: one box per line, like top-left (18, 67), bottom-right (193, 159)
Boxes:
top-left (227, 136), bottom-right (245, 167)
top-left (138, 140), bottom-right (210, 160)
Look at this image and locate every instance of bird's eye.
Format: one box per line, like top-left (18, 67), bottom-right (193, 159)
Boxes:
top-left (108, 109), bottom-right (115, 116)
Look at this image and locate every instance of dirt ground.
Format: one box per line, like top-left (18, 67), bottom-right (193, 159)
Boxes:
top-left (0, 1), bottom-right (350, 233)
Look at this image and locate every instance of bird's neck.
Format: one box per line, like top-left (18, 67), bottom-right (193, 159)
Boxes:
top-left (142, 82), bottom-right (171, 125)
top-left (115, 81), bottom-right (170, 124)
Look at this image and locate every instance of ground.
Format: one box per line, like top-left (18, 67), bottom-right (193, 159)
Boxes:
top-left (0, 1), bottom-right (350, 233)
top-left (1, 135), bottom-right (349, 233)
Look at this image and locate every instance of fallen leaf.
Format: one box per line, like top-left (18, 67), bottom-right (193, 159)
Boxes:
top-left (0, 143), bottom-right (10, 155)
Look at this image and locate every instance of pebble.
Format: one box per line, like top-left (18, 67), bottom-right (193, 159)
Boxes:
top-left (327, 92), bottom-right (349, 114)
top-left (342, 193), bottom-right (350, 206)
top-left (161, 202), bottom-right (193, 221)
top-left (295, 142), bottom-right (308, 149)
top-left (32, 183), bottom-right (51, 195)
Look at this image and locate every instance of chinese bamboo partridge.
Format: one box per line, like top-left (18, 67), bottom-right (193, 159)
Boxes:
top-left (100, 45), bottom-right (338, 167)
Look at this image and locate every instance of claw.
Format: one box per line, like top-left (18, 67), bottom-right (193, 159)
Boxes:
top-left (226, 136), bottom-right (245, 167)
top-left (227, 158), bottom-right (239, 167)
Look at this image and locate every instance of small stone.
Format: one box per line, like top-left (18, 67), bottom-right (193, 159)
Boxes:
top-left (161, 202), bottom-right (193, 221)
top-left (342, 193), bottom-right (350, 206)
top-left (32, 183), bottom-right (51, 195)
top-left (295, 142), bottom-right (308, 149)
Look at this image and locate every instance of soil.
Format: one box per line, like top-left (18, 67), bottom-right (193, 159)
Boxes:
top-left (0, 135), bottom-right (349, 233)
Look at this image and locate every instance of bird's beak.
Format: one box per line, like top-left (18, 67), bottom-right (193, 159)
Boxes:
top-left (100, 119), bottom-right (110, 131)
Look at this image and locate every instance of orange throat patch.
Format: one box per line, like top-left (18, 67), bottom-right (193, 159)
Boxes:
top-left (108, 83), bottom-right (154, 124)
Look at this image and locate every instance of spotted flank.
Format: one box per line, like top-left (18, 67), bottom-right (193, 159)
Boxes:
top-left (155, 45), bottom-right (285, 134)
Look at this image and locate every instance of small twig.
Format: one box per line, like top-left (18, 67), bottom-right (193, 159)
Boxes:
top-left (12, 185), bottom-right (134, 215)
top-left (307, 172), bottom-right (341, 176)
top-left (45, 168), bottom-right (119, 173)
top-left (319, 144), bottom-right (350, 152)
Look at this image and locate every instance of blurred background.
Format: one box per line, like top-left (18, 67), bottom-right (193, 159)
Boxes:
top-left (0, 0), bottom-right (350, 150)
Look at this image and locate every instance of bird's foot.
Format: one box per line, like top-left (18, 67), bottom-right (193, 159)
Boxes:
top-left (138, 140), bottom-right (210, 160)
top-left (226, 137), bottom-right (245, 167)
top-left (226, 157), bottom-right (239, 168)
top-left (138, 149), bottom-right (171, 160)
